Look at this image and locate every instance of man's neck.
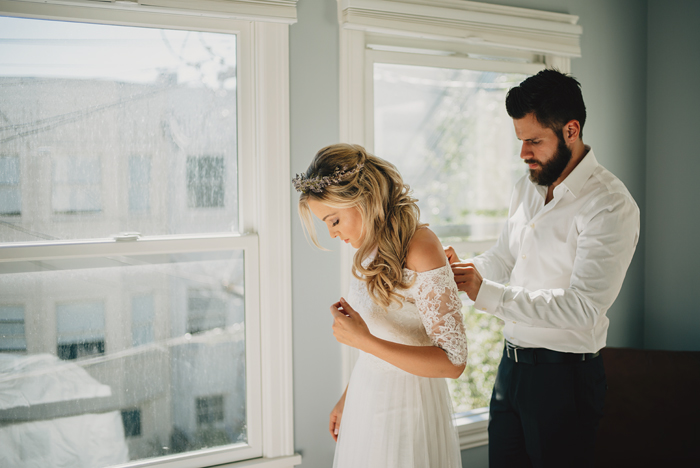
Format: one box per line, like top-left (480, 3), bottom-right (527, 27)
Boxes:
top-left (545, 141), bottom-right (588, 204)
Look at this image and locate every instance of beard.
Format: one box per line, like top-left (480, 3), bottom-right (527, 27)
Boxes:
top-left (525, 134), bottom-right (572, 186)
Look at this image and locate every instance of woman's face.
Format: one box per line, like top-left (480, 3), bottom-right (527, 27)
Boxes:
top-left (308, 198), bottom-right (365, 248)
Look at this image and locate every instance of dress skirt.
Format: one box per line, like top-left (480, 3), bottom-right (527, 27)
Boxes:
top-left (332, 351), bottom-right (462, 468)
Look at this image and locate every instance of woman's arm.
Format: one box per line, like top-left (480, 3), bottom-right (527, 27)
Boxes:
top-left (331, 227), bottom-right (467, 379)
top-left (331, 299), bottom-right (465, 379)
top-left (329, 385), bottom-right (348, 442)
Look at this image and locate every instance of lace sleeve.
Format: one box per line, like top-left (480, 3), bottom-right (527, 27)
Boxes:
top-left (413, 266), bottom-right (468, 366)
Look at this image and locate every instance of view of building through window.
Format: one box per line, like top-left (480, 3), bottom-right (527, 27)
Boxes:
top-left (0, 16), bottom-right (239, 242)
top-left (0, 15), bottom-right (247, 466)
top-left (374, 62), bottom-right (529, 412)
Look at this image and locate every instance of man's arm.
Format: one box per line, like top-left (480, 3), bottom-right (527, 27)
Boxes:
top-left (446, 207), bottom-right (517, 297)
top-left (474, 192), bottom-right (640, 330)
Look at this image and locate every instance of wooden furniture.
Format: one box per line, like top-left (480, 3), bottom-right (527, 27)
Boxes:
top-left (594, 347), bottom-right (700, 467)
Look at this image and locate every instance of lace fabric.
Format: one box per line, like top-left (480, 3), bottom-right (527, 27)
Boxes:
top-left (404, 265), bottom-right (468, 366)
top-left (348, 256), bottom-right (468, 367)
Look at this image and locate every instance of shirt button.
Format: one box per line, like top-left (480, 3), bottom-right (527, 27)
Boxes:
top-left (530, 223), bottom-right (535, 228)
top-left (512, 321), bottom-right (516, 324)
top-left (522, 254), bottom-right (526, 259)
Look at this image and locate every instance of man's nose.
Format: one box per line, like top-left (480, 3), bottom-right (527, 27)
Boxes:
top-left (519, 143), bottom-right (530, 160)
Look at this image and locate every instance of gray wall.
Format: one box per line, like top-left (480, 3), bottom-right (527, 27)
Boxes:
top-left (645, 0), bottom-right (700, 351)
top-left (289, 1), bottom-right (700, 467)
top-left (290, 1), bottom-right (342, 467)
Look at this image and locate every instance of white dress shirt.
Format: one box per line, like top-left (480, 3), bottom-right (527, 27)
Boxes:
top-left (472, 149), bottom-right (640, 353)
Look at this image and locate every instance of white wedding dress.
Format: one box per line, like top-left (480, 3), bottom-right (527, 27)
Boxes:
top-left (333, 255), bottom-right (467, 468)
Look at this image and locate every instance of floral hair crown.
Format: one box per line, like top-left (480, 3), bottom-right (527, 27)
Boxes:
top-left (292, 163), bottom-right (364, 194)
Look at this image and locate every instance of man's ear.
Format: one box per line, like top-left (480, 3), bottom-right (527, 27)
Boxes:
top-left (562, 119), bottom-right (581, 143)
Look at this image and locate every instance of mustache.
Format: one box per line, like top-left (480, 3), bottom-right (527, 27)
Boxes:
top-left (524, 159), bottom-right (540, 166)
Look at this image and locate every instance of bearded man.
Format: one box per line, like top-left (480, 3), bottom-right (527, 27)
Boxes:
top-left (445, 69), bottom-right (640, 468)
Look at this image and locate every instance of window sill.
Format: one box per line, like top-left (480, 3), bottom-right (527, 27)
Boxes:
top-left (216, 454), bottom-right (302, 468)
top-left (455, 408), bottom-right (489, 450)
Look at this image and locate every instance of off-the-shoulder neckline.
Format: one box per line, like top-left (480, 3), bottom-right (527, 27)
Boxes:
top-left (361, 247), bottom-right (451, 275)
top-left (402, 262), bottom-right (451, 275)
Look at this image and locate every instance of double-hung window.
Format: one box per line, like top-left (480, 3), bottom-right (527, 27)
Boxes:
top-left (0, 1), bottom-right (298, 467)
top-left (338, 0), bottom-right (582, 450)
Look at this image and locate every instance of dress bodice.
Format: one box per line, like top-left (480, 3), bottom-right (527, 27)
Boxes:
top-left (346, 256), bottom-right (468, 366)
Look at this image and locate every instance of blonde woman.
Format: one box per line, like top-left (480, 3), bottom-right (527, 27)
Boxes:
top-left (293, 143), bottom-right (467, 468)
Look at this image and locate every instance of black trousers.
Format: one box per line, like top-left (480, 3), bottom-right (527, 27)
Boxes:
top-left (488, 347), bottom-right (606, 468)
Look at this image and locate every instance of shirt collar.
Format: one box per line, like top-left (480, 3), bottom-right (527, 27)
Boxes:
top-left (560, 146), bottom-right (598, 198)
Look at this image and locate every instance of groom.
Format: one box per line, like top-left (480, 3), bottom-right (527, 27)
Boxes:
top-left (445, 69), bottom-right (639, 468)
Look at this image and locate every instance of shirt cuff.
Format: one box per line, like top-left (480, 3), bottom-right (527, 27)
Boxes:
top-left (473, 278), bottom-right (504, 314)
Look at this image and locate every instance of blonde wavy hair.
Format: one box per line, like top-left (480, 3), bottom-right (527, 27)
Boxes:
top-left (297, 143), bottom-right (425, 309)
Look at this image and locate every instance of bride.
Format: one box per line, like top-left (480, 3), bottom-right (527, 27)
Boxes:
top-left (293, 143), bottom-right (467, 468)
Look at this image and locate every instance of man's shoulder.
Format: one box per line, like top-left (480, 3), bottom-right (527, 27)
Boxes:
top-left (587, 163), bottom-right (637, 206)
top-left (577, 163), bottom-right (640, 225)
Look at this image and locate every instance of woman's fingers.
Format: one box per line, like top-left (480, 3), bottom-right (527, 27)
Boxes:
top-left (329, 414), bottom-right (337, 440)
top-left (339, 297), bottom-right (356, 316)
top-left (329, 410), bottom-right (342, 442)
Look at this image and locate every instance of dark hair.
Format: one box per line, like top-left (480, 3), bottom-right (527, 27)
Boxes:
top-left (505, 69), bottom-right (586, 136)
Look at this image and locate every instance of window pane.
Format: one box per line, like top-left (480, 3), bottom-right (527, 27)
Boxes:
top-left (0, 250), bottom-right (247, 466)
top-left (0, 16), bottom-right (239, 242)
top-left (129, 156), bottom-right (151, 213)
top-left (131, 294), bottom-right (155, 347)
top-left (374, 63), bottom-right (527, 241)
top-left (0, 156), bottom-right (21, 216)
top-left (374, 63), bottom-right (527, 413)
top-left (0, 305), bottom-right (27, 352)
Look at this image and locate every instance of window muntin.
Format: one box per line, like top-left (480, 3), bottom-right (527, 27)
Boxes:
top-left (373, 60), bottom-right (529, 414)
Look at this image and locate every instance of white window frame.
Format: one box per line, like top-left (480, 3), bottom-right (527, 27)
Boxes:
top-left (0, 1), bottom-right (300, 467)
top-left (338, 0), bottom-right (581, 451)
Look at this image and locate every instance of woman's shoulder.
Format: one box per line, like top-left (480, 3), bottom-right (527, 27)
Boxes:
top-left (404, 227), bottom-right (447, 273)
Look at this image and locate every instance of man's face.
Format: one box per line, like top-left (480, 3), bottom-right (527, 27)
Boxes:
top-left (513, 113), bottom-right (572, 187)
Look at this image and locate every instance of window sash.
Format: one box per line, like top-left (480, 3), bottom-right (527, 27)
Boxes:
top-left (0, 234), bottom-right (264, 466)
top-left (0, 1), bottom-right (296, 466)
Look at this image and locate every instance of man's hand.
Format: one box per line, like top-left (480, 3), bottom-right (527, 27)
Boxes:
top-left (451, 262), bottom-right (483, 302)
top-left (444, 245), bottom-right (460, 264)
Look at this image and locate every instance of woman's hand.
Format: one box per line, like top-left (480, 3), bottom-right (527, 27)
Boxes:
top-left (329, 389), bottom-right (347, 442)
top-left (330, 297), bottom-right (373, 351)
